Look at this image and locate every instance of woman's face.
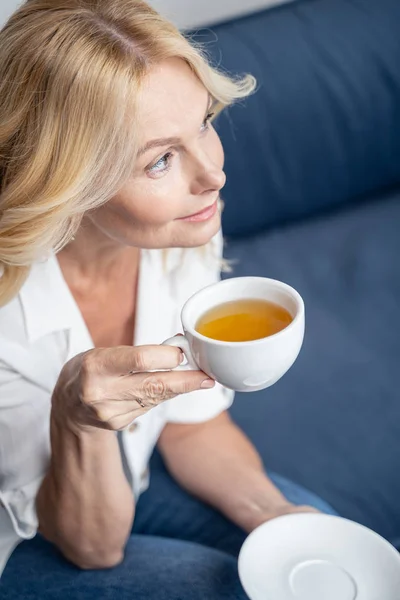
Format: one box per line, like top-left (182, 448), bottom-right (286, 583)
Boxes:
top-left (88, 57), bottom-right (226, 249)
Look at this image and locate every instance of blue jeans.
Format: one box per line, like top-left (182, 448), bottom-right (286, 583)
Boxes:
top-left (1, 470), bottom-right (337, 599)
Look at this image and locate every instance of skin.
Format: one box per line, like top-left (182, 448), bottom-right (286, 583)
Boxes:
top-left (36, 58), bottom-right (316, 570)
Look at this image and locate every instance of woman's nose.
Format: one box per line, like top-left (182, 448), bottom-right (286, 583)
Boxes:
top-left (190, 164), bottom-right (226, 196)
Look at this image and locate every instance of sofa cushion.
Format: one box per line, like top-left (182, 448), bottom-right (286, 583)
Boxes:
top-left (149, 0), bottom-right (293, 30)
top-left (191, 0), bottom-right (400, 236)
top-left (223, 194), bottom-right (400, 547)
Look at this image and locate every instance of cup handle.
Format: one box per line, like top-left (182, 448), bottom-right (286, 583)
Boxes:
top-left (162, 335), bottom-right (198, 370)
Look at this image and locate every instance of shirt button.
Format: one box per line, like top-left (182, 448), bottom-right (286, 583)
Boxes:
top-left (128, 422), bottom-right (139, 433)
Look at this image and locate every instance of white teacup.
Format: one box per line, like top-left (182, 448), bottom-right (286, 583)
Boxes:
top-left (163, 276), bottom-right (305, 392)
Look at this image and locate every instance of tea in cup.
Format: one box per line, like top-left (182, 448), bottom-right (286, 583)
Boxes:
top-left (163, 276), bottom-right (304, 392)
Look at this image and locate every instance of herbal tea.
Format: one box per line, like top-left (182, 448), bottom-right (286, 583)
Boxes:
top-left (195, 299), bottom-right (293, 342)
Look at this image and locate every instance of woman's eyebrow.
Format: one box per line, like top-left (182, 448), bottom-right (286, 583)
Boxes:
top-left (138, 135), bottom-right (181, 157)
top-left (137, 94), bottom-right (213, 157)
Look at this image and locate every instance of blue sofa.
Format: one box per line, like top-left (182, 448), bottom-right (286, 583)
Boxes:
top-left (150, 0), bottom-right (400, 549)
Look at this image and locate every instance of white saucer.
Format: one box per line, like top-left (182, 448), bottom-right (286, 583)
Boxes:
top-left (238, 513), bottom-right (400, 600)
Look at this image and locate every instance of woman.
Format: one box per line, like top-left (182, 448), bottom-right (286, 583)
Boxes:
top-left (0, 1), bottom-right (336, 598)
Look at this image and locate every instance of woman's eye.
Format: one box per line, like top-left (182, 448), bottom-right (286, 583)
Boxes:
top-left (148, 152), bottom-right (174, 175)
top-left (201, 112), bottom-right (215, 132)
top-left (146, 112), bottom-right (215, 176)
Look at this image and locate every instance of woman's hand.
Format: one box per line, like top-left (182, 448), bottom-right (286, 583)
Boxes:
top-left (52, 345), bottom-right (214, 431)
top-left (251, 503), bottom-right (321, 531)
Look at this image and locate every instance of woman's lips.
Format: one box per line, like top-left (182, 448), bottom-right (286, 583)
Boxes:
top-left (178, 200), bottom-right (218, 223)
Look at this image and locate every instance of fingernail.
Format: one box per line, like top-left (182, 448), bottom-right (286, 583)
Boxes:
top-left (179, 352), bottom-right (185, 364)
top-left (201, 379), bottom-right (215, 389)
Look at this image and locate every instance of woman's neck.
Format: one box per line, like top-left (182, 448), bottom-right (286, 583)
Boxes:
top-left (57, 218), bottom-right (140, 293)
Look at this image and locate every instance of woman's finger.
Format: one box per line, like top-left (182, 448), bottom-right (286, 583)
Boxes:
top-left (79, 368), bottom-right (215, 430)
top-left (127, 369), bottom-right (215, 406)
top-left (81, 344), bottom-right (184, 377)
top-left (96, 368), bottom-right (214, 405)
top-left (100, 369), bottom-right (214, 404)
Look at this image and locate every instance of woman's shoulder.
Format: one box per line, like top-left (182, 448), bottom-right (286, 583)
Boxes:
top-left (0, 256), bottom-right (72, 390)
top-left (0, 286), bottom-right (28, 347)
top-left (0, 254), bottom-right (71, 351)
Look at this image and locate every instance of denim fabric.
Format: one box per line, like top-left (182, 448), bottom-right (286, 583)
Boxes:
top-left (1, 470), bottom-right (337, 599)
top-left (191, 0), bottom-right (400, 236)
top-left (133, 467), bottom-right (338, 556)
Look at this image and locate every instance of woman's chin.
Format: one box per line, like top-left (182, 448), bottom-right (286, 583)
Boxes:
top-left (179, 213), bottom-right (221, 247)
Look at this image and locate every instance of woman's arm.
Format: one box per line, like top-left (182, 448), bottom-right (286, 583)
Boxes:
top-left (35, 345), bottom-right (212, 570)
top-left (36, 412), bottom-right (134, 570)
top-left (158, 412), bottom-right (314, 533)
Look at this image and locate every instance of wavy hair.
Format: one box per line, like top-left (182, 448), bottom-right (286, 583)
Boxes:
top-left (0, 0), bottom-right (256, 306)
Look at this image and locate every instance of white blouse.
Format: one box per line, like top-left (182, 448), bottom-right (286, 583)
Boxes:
top-left (0, 231), bottom-right (234, 577)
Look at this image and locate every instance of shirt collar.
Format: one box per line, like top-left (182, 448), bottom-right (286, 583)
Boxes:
top-left (19, 255), bottom-right (77, 343)
top-left (18, 249), bottom-right (172, 346)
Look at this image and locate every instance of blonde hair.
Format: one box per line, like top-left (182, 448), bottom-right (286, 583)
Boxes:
top-left (0, 0), bottom-right (255, 306)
